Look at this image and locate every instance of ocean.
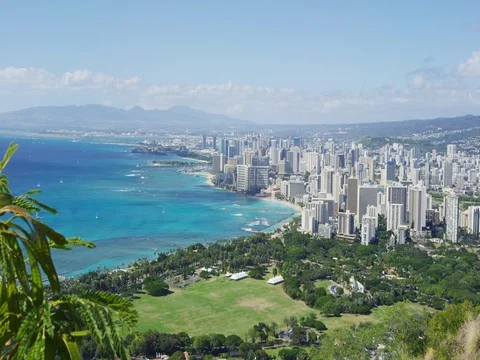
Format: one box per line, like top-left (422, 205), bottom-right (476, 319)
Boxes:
top-left (0, 136), bottom-right (296, 276)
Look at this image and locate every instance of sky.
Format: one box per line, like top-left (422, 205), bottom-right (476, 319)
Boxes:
top-left (1, 1), bottom-right (480, 124)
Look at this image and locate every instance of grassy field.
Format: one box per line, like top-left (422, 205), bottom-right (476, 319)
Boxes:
top-left (314, 279), bottom-right (333, 289)
top-left (134, 276), bottom-right (432, 337)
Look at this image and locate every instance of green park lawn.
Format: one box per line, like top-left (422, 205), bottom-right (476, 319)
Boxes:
top-left (134, 276), bottom-right (432, 337)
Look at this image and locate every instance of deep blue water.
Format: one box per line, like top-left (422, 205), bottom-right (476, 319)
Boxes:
top-left (0, 136), bottom-right (295, 276)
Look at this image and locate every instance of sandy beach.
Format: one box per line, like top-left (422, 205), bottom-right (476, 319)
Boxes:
top-left (253, 194), bottom-right (303, 212)
top-left (190, 170), bottom-right (303, 215)
top-left (183, 171), bottom-right (216, 186)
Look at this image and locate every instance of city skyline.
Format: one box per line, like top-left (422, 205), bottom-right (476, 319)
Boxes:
top-left (1, 1), bottom-right (480, 123)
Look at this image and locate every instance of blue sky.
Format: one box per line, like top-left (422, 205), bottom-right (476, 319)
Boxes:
top-left (1, 1), bottom-right (480, 123)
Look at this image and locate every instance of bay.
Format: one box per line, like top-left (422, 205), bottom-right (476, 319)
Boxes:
top-left (0, 136), bottom-right (296, 276)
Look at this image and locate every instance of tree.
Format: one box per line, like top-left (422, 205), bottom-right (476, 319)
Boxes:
top-left (248, 267), bottom-right (265, 280)
top-left (279, 347), bottom-right (308, 360)
top-left (268, 322), bottom-right (279, 337)
top-left (170, 350), bottom-right (186, 360)
top-left (199, 270), bottom-right (210, 279)
top-left (0, 142), bottom-right (138, 359)
top-left (272, 268), bottom-right (278, 276)
top-left (193, 335), bottom-right (212, 354)
top-left (290, 326), bottom-right (307, 346)
top-left (283, 315), bottom-right (298, 328)
top-left (321, 301), bottom-right (342, 317)
top-left (143, 277), bottom-right (170, 296)
top-left (245, 328), bottom-right (259, 343)
top-left (225, 334), bottom-right (243, 350)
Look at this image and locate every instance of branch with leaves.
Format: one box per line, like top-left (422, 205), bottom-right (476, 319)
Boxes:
top-left (0, 142), bottom-right (138, 360)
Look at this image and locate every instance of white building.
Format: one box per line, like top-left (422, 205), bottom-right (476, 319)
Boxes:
top-left (467, 206), bottom-right (480, 236)
top-left (303, 151), bottom-right (320, 174)
top-left (447, 144), bottom-right (457, 158)
top-left (443, 161), bottom-right (453, 188)
top-left (236, 165), bottom-right (249, 192)
top-left (357, 185), bottom-right (383, 224)
top-left (387, 203), bottom-right (404, 231)
top-left (212, 153), bottom-right (226, 173)
top-left (408, 184), bottom-right (427, 234)
top-left (445, 192), bottom-right (459, 242)
top-left (288, 179), bottom-right (305, 200)
top-left (361, 216), bottom-right (376, 245)
top-left (267, 275), bottom-right (284, 285)
top-left (338, 211), bottom-right (355, 236)
top-left (230, 271), bottom-right (249, 281)
top-left (386, 185), bottom-right (408, 225)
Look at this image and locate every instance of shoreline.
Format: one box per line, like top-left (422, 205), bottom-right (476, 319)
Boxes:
top-left (190, 170), bottom-right (303, 213)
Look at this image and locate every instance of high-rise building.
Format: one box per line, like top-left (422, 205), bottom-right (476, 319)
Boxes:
top-left (212, 153), bottom-right (226, 173)
top-left (243, 150), bottom-right (255, 166)
top-left (366, 205), bottom-right (378, 226)
top-left (467, 206), bottom-right (480, 236)
top-left (301, 208), bottom-right (315, 234)
top-left (445, 192), bottom-right (459, 242)
top-left (443, 161), bottom-right (453, 188)
top-left (321, 167), bottom-right (335, 195)
top-left (312, 201), bottom-right (329, 228)
top-left (423, 162), bottom-right (430, 188)
top-left (270, 147), bottom-right (280, 165)
top-left (304, 152), bottom-right (320, 174)
top-left (338, 211), bottom-right (355, 236)
top-left (384, 161), bottom-right (396, 183)
top-left (395, 226), bottom-right (408, 245)
top-left (387, 203), bottom-right (404, 231)
top-left (346, 178), bottom-right (359, 214)
top-left (357, 185), bottom-right (383, 223)
top-left (236, 165), bottom-right (249, 192)
top-left (447, 144), bottom-right (457, 158)
top-left (408, 184), bottom-right (427, 234)
top-left (386, 185), bottom-right (408, 223)
top-left (468, 169), bottom-right (477, 183)
top-left (361, 216), bottom-right (376, 245)
top-left (249, 166), bottom-right (269, 191)
top-left (287, 179), bottom-right (305, 200)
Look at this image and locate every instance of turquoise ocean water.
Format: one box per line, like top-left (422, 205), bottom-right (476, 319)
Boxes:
top-left (0, 136), bottom-right (295, 276)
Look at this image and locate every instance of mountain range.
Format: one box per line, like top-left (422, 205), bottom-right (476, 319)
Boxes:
top-left (0, 105), bottom-right (253, 133)
top-left (0, 104), bottom-right (479, 138)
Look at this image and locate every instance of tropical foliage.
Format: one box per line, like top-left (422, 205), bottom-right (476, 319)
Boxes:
top-left (0, 142), bottom-right (137, 359)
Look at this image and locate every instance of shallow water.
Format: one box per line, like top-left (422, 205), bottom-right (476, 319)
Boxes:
top-left (0, 136), bottom-right (295, 276)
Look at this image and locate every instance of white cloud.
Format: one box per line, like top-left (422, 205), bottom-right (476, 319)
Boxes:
top-left (116, 76), bottom-right (141, 90)
top-left (412, 75), bottom-right (424, 88)
top-left (0, 66), bottom-right (140, 91)
top-left (0, 66), bottom-right (54, 86)
top-left (1, 57), bottom-right (480, 123)
top-left (61, 69), bottom-right (92, 86)
top-left (458, 51), bottom-right (480, 77)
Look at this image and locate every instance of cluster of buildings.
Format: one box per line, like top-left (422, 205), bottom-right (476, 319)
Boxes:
top-left (208, 134), bottom-right (480, 244)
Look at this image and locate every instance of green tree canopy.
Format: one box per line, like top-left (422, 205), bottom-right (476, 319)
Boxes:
top-left (0, 142), bottom-right (138, 359)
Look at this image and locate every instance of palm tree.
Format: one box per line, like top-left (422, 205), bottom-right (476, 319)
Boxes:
top-left (0, 142), bottom-right (137, 359)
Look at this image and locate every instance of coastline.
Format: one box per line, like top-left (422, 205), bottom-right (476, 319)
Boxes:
top-left (4, 134), bottom-right (298, 276)
top-left (191, 169), bottom-right (302, 217)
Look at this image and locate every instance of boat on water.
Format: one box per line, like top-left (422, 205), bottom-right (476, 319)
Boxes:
top-left (37, 182), bottom-right (40, 187)
top-left (162, 207), bottom-right (165, 214)
top-left (35, 212), bottom-right (41, 219)
top-left (95, 212), bottom-right (99, 219)
top-left (60, 177), bottom-right (63, 184)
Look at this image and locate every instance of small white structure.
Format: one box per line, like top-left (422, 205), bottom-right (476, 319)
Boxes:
top-left (350, 276), bottom-right (365, 293)
top-left (267, 275), bottom-right (284, 285)
top-left (225, 272), bottom-right (232, 277)
top-left (230, 271), bottom-right (248, 281)
top-left (200, 267), bottom-right (214, 273)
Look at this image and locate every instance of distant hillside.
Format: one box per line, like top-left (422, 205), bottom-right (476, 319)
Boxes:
top-left (0, 104), bottom-right (254, 132)
top-left (346, 114), bottom-right (480, 137)
top-left (272, 114), bottom-right (480, 138)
